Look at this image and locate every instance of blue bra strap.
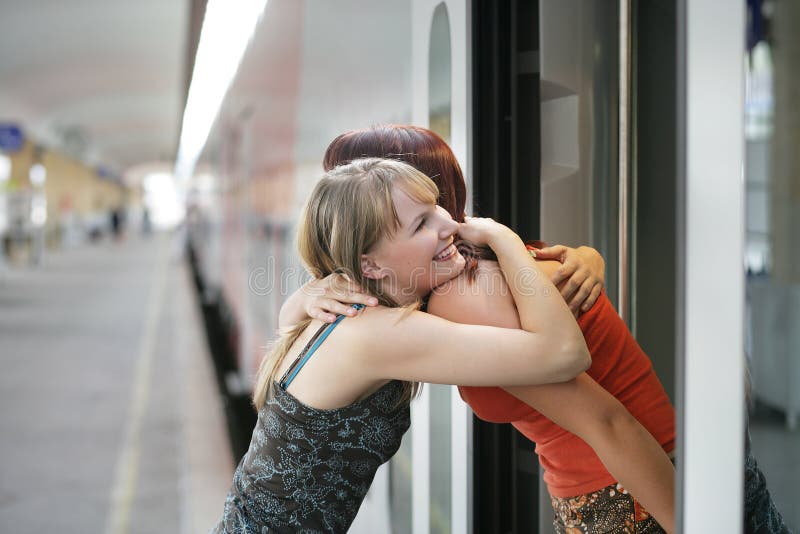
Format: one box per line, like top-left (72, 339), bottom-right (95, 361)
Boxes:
top-left (279, 303), bottom-right (365, 390)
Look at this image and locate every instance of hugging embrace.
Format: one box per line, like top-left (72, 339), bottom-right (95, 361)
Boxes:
top-left (211, 125), bottom-right (675, 534)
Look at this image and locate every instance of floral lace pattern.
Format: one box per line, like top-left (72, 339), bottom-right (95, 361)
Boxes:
top-left (551, 483), bottom-right (666, 534)
top-left (212, 381), bottom-right (410, 534)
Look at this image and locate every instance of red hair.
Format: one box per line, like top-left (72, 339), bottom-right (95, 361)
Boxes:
top-left (323, 124), bottom-right (499, 280)
top-left (323, 125), bottom-right (556, 277)
top-left (323, 125), bottom-right (467, 222)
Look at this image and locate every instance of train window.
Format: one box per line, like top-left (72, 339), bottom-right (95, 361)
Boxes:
top-left (428, 3), bottom-right (453, 534)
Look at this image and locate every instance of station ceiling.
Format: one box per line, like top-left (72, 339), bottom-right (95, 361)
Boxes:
top-left (0, 0), bottom-right (188, 175)
top-left (0, 0), bottom-right (414, 183)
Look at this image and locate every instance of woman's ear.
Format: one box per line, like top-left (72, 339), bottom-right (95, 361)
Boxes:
top-left (361, 255), bottom-right (387, 280)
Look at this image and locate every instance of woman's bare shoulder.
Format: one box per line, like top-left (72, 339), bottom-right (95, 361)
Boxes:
top-left (427, 258), bottom-right (561, 327)
top-left (427, 260), bottom-right (517, 326)
top-left (430, 259), bottom-right (516, 299)
top-left (337, 305), bottom-right (434, 342)
top-left (325, 305), bottom-right (432, 366)
top-left (530, 257), bottom-right (562, 277)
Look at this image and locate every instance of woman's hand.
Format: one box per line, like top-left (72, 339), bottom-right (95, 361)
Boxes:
top-left (534, 245), bottom-right (605, 315)
top-left (457, 216), bottom-right (514, 248)
top-left (287, 273), bottom-right (378, 324)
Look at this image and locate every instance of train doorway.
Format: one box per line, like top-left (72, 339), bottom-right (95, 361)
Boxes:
top-left (471, 1), bottom-right (543, 531)
top-left (470, 1), bottom-right (680, 531)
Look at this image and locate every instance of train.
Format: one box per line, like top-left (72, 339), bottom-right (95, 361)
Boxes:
top-left (184, 1), bottom-right (749, 532)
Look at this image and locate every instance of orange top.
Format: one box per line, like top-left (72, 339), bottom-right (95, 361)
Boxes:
top-left (458, 291), bottom-right (675, 498)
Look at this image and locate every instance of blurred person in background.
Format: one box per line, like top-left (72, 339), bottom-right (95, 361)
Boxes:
top-left (110, 205), bottom-right (125, 241)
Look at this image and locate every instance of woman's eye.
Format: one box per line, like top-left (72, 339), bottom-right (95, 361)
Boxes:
top-left (415, 218), bottom-right (426, 232)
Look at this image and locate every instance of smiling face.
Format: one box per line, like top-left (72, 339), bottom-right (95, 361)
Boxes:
top-left (362, 186), bottom-right (466, 304)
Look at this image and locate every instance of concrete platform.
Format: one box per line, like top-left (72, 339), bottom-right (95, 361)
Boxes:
top-left (0, 233), bottom-right (232, 533)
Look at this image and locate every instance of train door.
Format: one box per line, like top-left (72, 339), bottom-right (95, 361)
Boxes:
top-left (471, 1), bottom-right (542, 532)
top-left (471, 0), bottom-right (625, 531)
top-left (471, 1), bottom-right (748, 533)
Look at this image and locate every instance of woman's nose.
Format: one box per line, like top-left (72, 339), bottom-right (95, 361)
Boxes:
top-left (437, 209), bottom-right (459, 238)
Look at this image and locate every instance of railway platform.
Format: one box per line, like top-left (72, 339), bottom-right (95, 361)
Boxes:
top-left (0, 234), bottom-right (232, 533)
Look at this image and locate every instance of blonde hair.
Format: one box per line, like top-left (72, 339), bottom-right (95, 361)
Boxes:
top-left (253, 158), bottom-right (438, 408)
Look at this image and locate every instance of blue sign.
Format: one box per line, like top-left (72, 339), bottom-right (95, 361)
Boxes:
top-left (95, 166), bottom-right (119, 181)
top-left (0, 124), bottom-right (24, 152)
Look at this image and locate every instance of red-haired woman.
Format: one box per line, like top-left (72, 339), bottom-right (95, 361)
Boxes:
top-left (280, 124), bottom-right (675, 533)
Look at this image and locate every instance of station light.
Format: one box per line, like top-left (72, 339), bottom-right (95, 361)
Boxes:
top-left (0, 154), bottom-right (10, 183)
top-left (143, 172), bottom-right (185, 229)
top-left (29, 163), bottom-right (46, 186)
top-left (30, 195), bottom-right (47, 226)
top-left (175, 0), bottom-right (268, 182)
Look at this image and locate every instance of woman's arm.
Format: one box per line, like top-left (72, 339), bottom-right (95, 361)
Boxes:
top-left (279, 244), bottom-right (605, 326)
top-left (279, 273), bottom-right (378, 326)
top-left (427, 259), bottom-right (675, 534)
top-left (351, 219), bottom-right (589, 387)
top-left (506, 379), bottom-right (675, 534)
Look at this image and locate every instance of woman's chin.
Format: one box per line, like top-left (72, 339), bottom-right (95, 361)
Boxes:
top-left (452, 253), bottom-right (467, 274)
top-left (432, 253), bottom-right (466, 283)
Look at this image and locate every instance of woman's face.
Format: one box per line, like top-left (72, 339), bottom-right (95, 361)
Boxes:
top-left (363, 186), bottom-right (466, 303)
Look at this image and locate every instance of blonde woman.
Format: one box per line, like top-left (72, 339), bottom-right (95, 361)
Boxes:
top-left (212, 158), bottom-right (589, 533)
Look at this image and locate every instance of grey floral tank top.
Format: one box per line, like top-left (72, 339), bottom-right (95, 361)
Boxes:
top-left (212, 379), bottom-right (410, 533)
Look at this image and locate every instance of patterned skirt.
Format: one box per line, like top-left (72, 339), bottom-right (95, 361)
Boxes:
top-left (551, 483), bottom-right (667, 534)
